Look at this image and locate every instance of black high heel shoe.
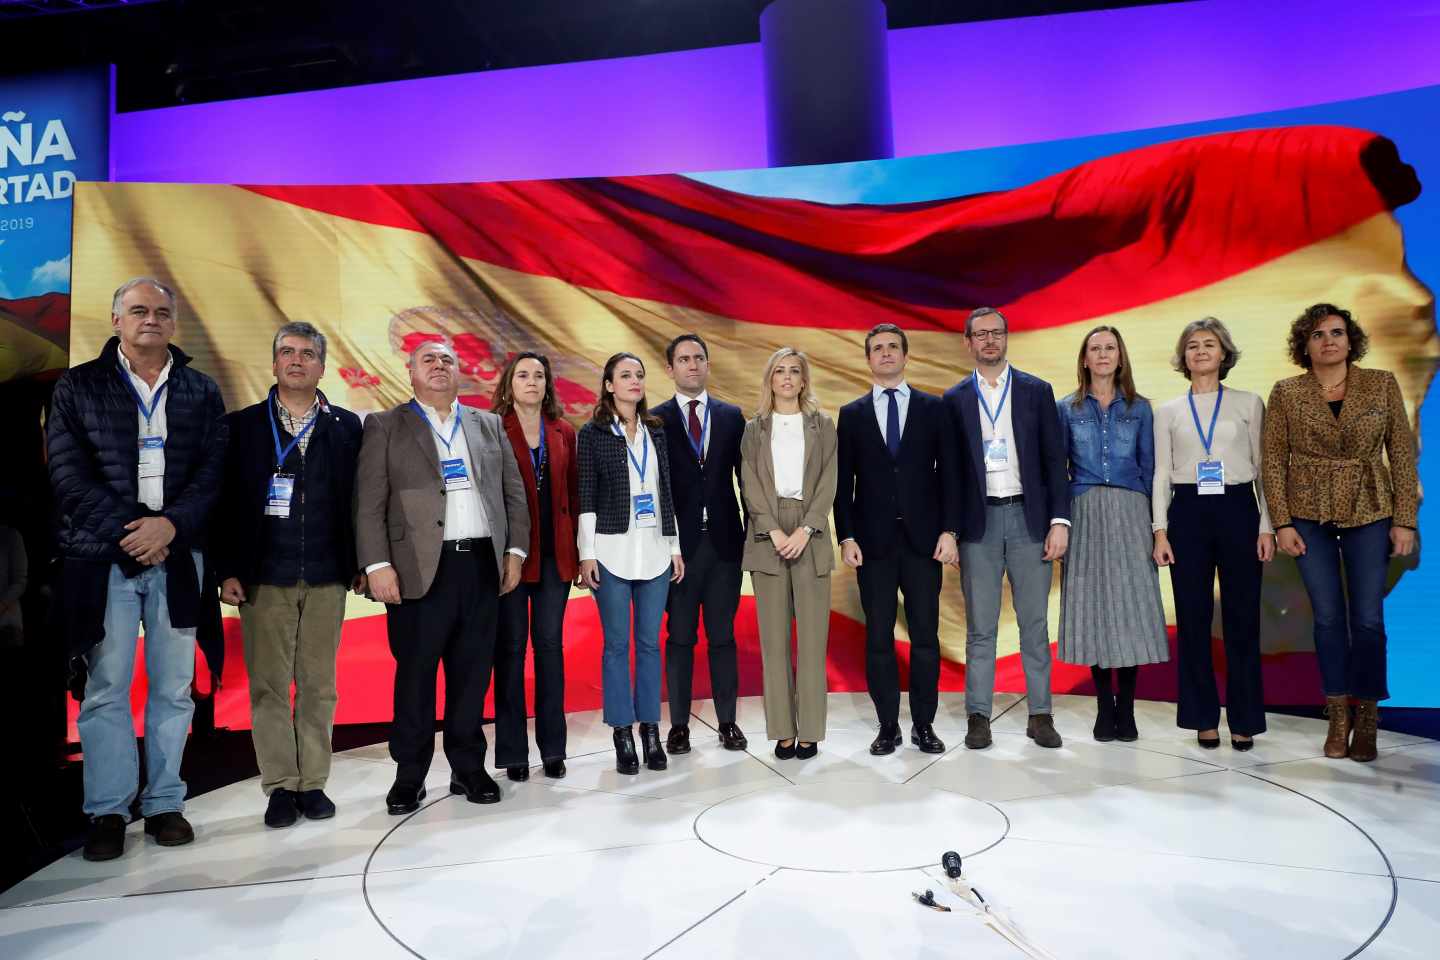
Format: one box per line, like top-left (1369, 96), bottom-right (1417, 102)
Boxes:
top-left (613, 726), bottom-right (640, 775)
top-left (1231, 736), bottom-right (1255, 752)
top-left (1196, 731), bottom-right (1221, 750)
top-left (639, 722), bottom-right (668, 771)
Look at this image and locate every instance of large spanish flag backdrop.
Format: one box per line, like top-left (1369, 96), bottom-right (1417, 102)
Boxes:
top-left (63, 87), bottom-right (1440, 729)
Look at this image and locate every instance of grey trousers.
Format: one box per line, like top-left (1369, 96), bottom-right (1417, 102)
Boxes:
top-left (239, 581), bottom-right (347, 795)
top-left (960, 502), bottom-right (1053, 718)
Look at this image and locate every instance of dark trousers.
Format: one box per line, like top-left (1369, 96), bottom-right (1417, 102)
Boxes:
top-left (664, 532), bottom-right (742, 726)
top-left (385, 541), bottom-right (499, 782)
top-left (1290, 517), bottom-right (1391, 701)
top-left (493, 555), bottom-right (571, 767)
top-left (858, 543), bottom-right (942, 726)
top-left (1166, 485), bottom-right (1266, 736)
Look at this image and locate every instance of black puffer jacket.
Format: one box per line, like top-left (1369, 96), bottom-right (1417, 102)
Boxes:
top-left (48, 337), bottom-right (227, 561)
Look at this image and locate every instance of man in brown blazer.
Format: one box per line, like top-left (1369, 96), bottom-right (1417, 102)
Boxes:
top-left (356, 340), bottom-right (529, 814)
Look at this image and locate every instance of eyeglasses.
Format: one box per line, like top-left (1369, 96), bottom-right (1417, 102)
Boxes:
top-left (968, 330), bottom-right (1007, 342)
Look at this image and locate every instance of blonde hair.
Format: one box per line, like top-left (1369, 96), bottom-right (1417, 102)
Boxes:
top-left (757, 346), bottom-right (819, 417)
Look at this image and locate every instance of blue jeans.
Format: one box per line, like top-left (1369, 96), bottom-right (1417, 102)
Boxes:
top-left (595, 562), bottom-right (670, 727)
top-left (1290, 518), bottom-right (1391, 701)
top-left (79, 552), bottom-right (202, 818)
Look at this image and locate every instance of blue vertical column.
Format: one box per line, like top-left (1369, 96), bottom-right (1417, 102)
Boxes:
top-left (759, 0), bottom-right (894, 167)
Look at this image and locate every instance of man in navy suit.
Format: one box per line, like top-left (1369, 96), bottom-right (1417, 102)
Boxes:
top-left (653, 334), bottom-right (748, 753)
top-left (942, 307), bottom-right (1070, 751)
top-left (835, 324), bottom-right (960, 756)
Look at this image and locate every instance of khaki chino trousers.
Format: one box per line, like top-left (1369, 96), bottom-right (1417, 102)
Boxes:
top-left (751, 498), bottom-right (831, 742)
top-left (239, 581), bottom-right (347, 795)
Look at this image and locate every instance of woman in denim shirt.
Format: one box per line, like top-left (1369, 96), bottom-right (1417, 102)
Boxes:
top-left (1056, 327), bottom-right (1169, 742)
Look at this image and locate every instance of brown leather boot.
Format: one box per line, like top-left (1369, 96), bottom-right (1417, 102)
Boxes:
top-left (1349, 700), bottom-right (1379, 763)
top-left (1323, 695), bottom-right (1351, 759)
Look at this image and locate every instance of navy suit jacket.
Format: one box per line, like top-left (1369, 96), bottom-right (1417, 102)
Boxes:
top-left (942, 367), bottom-right (1070, 543)
top-left (833, 388), bottom-right (960, 559)
top-left (653, 395), bottom-right (746, 562)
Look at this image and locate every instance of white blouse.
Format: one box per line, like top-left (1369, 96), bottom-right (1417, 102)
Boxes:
top-left (1152, 387), bottom-right (1273, 534)
top-left (771, 413), bottom-right (806, 499)
top-left (578, 419), bottom-right (681, 581)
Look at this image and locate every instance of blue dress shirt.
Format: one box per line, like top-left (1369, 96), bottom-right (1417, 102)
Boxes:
top-left (1056, 391), bottom-right (1154, 499)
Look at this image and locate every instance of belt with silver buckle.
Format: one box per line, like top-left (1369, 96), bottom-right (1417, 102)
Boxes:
top-left (445, 538), bottom-right (480, 552)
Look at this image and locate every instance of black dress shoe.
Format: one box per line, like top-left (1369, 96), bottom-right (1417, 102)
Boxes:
top-left (910, 723), bottom-right (946, 754)
top-left (143, 811), bottom-right (195, 847)
top-left (543, 759), bottom-right (567, 779)
top-left (795, 741), bottom-right (818, 759)
top-left (774, 739), bottom-right (797, 759)
top-left (297, 789), bottom-right (336, 820)
top-left (666, 725), bottom-right (692, 754)
top-left (718, 722), bottom-right (748, 751)
top-left (450, 768), bottom-right (502, 804)
top-left (639, 722), bottom-right (668, 771)
top-left (83, 814), bottom-right (127, 862)
top-left (965, 713), bottom-right (993, 750)
top-left (264, 789), bottom-right (300, 828)
top-left (870, 722), bottom-right (902, 755)
top-left (614, 726), bottom-right (640, 775)
top-left (1196, 732), bottom-right (1221, 750)
top-left (386, 780), bottom-right (427, 815)
top-left (506, 765), bottom-right (530, 782)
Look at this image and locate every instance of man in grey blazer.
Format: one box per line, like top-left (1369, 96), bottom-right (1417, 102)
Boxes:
top-left (356, 340), bottom-right (529, 814)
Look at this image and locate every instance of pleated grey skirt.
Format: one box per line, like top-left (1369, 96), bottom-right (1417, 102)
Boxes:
top-left (1058, 485), bottom-right (1170, 668)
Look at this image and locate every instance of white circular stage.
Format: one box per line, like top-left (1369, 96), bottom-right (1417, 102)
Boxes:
top-left (2, 693), bottom-right (1437, 959)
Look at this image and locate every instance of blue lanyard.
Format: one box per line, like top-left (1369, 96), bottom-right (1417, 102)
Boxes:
top-left (267, 389), bottom-right (319, 469)
top-left (1187, 384), bottom-right (1223, 456)
top-left (612, 420), bottom-right (649, 488)
top-left (411, 399), bottom-right (461, 453)
top-left (685, 399), bottom-right (710, 464)
top-left (530, 419), bottom-right (547, 485)
top-left (973, 371), bottom-right (1010, 429)
top-left (120, 368), bottom-right (167, 431)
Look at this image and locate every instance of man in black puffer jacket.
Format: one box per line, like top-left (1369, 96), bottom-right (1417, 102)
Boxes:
top-left (47, 277), bottom-right (227, 862)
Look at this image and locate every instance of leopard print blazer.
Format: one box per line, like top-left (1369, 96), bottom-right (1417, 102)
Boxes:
top-left (1261, 366), bottom-right (1418, 529)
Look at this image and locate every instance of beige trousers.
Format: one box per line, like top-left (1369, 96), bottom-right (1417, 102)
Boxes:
top-left (239, 581), bottom-right (347, 795)
top-left (751, 498), bottom-right (831, 742)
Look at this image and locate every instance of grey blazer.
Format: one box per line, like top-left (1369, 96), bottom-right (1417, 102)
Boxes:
top-left (739, 410), bottom-right (838, 577)
top-left (354, 401), bottom-right (530, 600)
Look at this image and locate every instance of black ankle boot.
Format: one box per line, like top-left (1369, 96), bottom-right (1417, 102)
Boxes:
top-left (1114, 666), bottom-right (1139, 742)
top-left (613, 726), bottom-right (640, 775)
top-left (1093, 693), bottom-right (1117, 742)
top-left (639, 722), bottom-right (668, 771)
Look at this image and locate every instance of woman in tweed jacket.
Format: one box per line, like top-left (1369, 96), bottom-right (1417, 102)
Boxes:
top-left (576, 353), bottom-right (685, 775)
top-left (1263, 304), bottom-right (1418, 763)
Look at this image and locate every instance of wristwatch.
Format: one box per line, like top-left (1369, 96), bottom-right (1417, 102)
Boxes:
top-left (802, 525), bottom-right (819, 537)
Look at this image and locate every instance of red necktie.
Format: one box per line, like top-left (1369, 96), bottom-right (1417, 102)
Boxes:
top-left (688, 399), bottom-right (705, 465)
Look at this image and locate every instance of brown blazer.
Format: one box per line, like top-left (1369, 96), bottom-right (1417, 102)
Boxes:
top-left (355, 401), bottom-right (530, 599)
top-left (1262, 366), bottom-right (1419, 529)
top-left (739, 410), bottom-right (838, 577)
top-left (502, 411), bottom-right (580, 583)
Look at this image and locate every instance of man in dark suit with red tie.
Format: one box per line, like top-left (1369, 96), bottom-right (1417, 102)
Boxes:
top-left (653, 334), bottom-right (749, 754)
top-left (835, 323), bottom-right (961, 756)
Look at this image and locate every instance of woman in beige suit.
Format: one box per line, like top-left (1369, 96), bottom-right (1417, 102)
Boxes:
top-left (741, 347), bottom-right (838, 759)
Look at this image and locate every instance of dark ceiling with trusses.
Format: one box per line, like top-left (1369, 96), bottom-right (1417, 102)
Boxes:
top-left (0, 0), bottom-right (1194, 112)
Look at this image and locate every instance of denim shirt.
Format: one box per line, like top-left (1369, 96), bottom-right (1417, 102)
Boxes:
top-left (1056, 392), bottom-right (1154, 499)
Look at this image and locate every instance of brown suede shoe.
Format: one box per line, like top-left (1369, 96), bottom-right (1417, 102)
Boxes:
top-left (964, 713), bottom-right (992, 750)
top-left (1323, 695), bottom-right (1351, 759)
top-left (1349, 700), bottom-right (1379, 763)
top-left (1026, 713), bottom-right (1063, 749)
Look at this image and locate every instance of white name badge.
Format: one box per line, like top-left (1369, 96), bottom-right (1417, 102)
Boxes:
top-left (633, 492), bottom-right (658, 529)
top-left (137, 435), bottom-right (165, 479)
top-left (266, 474), bottom-right (295, 518)
top-left (441, 457), bottom-right (473, 492)
top-left (983, 437), bottom-right (1010, 473)
top-left (1196, 459), bottom-right (1225, 494)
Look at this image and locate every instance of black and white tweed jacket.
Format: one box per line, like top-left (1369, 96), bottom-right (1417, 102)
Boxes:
top-left (576, 419), bottom-right (679, 537)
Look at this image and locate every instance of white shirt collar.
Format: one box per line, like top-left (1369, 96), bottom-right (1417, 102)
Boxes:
top-left (415, 396), bottom-right (460, 423)
top-left (675, 389), bottom-right (709, 410)
top-left (872, 381), bottom-right (910, 402)
top-left (975, 364), bottom-right (1011, 391)
top-left (117, 345), bottom-right (173, 385)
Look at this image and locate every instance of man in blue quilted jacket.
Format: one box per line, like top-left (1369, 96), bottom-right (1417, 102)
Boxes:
top-left (47, 277), bottom-right (227, 862)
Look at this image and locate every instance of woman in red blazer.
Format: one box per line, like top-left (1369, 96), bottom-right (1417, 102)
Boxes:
top-left (490, 352), bottom-right (580, 782)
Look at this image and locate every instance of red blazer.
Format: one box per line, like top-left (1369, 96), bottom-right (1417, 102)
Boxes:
top-left (503, 411), bottom-right (580, 583)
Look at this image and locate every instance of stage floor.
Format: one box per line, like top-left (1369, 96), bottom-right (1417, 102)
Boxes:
top-left (2, 693), bottom-right (1437, 959)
